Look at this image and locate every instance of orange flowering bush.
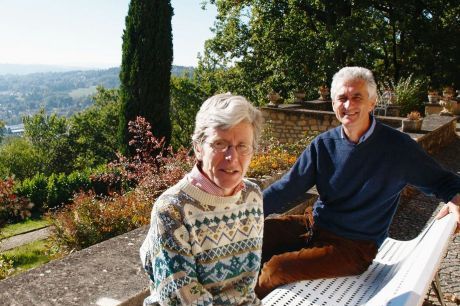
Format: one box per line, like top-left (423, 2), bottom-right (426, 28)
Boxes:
top-left (50, 191), bottom-right (152, 251)
top-left (247, 131), bottom-right (318, 178)
top-left (247, 150), bottom-right (297, 178)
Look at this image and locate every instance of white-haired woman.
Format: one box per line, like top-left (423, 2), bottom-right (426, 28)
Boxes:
top-left (141, 93), bottom-right (264, 305)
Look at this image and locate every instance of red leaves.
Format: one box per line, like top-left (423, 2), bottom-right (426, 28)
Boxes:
top-left (0, 178), bottom-right (33, 228)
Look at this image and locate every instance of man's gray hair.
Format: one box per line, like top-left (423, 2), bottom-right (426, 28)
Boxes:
top-left (192, 93), bottom-right (263, 149)
top-left (331, 67), bottom-right (377, 101)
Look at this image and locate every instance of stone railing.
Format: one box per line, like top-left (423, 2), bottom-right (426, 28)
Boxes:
top-left (0, 110), bottom-right (457, 306)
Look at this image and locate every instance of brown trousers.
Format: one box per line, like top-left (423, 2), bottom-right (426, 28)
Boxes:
top-left (256, 209), bottom-right (378, 299)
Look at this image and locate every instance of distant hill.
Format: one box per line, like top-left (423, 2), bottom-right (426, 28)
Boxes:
top-left (0, 65), bottom-right (194, 125)
top-left (0, 63), bottom-right (103, 75)
top-left (0, 63), bottom-right (194, 76)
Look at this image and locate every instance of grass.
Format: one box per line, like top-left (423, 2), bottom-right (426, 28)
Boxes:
top-left (0, 218), bottom-right (50, 239)
top-left (1, 239), bottom-right (61, 277)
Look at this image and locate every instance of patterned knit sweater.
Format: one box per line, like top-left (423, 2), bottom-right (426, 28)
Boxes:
top-left (140, 177), bottom-right (264, 306)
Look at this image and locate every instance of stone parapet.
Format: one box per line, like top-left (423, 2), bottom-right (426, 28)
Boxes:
top-left (0, 226), bottom-right (150, 306)
top-left (410, 114), bottom-right (458, 155)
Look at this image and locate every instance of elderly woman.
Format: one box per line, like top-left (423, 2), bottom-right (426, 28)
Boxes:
top-left (140, 93), bottom-right (264, 305)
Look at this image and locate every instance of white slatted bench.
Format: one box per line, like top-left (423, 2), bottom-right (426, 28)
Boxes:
top-left (262, 213), bottom-right (457, 306)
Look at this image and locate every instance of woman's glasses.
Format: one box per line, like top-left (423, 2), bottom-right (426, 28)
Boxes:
top-left (206, 140), bottom-right (254, 156)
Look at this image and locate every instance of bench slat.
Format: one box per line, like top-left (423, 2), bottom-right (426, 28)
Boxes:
top-left (262, 214), bottom-right (456, 306)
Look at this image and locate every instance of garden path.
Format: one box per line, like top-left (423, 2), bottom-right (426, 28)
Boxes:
top-left (0, 227), bottom-right (51, 252)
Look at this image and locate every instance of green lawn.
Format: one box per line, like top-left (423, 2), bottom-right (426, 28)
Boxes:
top-left (0, 239), bottom-right (61, 278)
top-left (0, 218), bottom-right (50, 239)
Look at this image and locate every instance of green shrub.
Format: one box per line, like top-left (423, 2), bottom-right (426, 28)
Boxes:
top-left (16, 170), bottom-right (92, 213)
top-left (0, 138), bottom-right (41, 181)
top-left (47, 173), bottom-right (71, 210)
top-left (67, 169), bottom-right (92, 193)
top-left (16, 173), bottom-right (49, 213)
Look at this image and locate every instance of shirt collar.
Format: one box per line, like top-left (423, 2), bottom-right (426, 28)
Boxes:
top-left (340, 115), bottom-right (376, 144)
top-left (187, 164), bottom-right (244, 197)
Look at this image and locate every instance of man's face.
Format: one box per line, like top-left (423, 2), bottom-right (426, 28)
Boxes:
top-left (332, 79), bottom-right (376, 133)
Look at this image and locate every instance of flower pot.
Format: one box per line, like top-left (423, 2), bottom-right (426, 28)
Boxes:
top-left (402, 118), bottom-right (423, 133)
top-left (293, 91), bottom-right (306, 103)
top-left (318, 86), bottom-right (330, 101)
top-left (439, 98), bottom-right (456, 115)
top-left (427, 94), bottom-right (439, 103)
top-left (267, 91), bottom-right (281, 107)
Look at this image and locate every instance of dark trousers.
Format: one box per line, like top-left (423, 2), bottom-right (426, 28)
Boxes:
top-left (256, 208), bottom-right (378, 299)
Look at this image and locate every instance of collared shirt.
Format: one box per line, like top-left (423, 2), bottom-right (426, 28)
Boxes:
top-left (340, 115), bottom-right (376, 144)
top-left (187, 164), bottom-right (244, 196)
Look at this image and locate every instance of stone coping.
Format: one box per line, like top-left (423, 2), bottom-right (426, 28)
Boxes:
top-left (0, 115), bottom-right (457, 306)
top-left (0, 226), bottom-right (150, 306)
top-left (408, 114), bottom-right (456, 137)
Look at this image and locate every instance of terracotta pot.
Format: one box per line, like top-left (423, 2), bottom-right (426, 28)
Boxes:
top-left (402, 118), bottom-right (423, 133)
top-left (267, 91), bottom-right (282, 107)
top-left (427, 94), bottom-right (439, 103)
top-left (293, 91), bottom-right (306, 103)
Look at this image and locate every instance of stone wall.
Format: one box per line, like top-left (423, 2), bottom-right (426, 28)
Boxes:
top-left (412, 115), bottom-right (457, 155)
top-left (261, 106), bottom-right (407, 144)
top-left (262, 107), bottom-right (457, 152)
top-left (261, 106), bottom-right (340, 144)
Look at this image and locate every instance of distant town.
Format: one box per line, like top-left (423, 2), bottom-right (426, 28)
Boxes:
top-left (0, 65), bottom-right (192, 126)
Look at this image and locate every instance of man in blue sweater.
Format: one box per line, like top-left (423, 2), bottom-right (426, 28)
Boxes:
top-left (256, 66), bottom-right (460, 298)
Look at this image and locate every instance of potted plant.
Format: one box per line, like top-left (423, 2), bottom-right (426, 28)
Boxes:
top-left (267, 90), bottom-right (282, 107)
top-left (442, 86), bottom-right (454, 100)
top-left (402, 111), bottom-right (423, 133)
top-left (318, 84), bottom-right (330, 101)
top-left (293, 88), bottom-right (306, 103)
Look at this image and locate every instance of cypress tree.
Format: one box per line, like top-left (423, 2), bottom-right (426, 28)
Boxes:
top-left (118, 0), bottom-right (173, 155)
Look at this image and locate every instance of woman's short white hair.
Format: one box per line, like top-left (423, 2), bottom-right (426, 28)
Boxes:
top-left (192, 93), bottom-right (263, 150)
top-left (331, 67), bottom-right (377, 101)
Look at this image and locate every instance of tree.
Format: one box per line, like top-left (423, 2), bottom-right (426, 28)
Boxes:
top-left (170, 76), bottom-right (206, 149)
top-left (0, 138), bottom-right (41, 181)
top-left (198, 0), bottom-right (459, 103)
top-left (23, 109), bottom-right (75, 175)
top-left (70, 86), bottom-right (120, 169)
top-left (118, 0), bottom-right (174, 155)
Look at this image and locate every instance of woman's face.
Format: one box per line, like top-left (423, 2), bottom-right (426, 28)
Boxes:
top-left (196, 121), bottom-right (254, 196)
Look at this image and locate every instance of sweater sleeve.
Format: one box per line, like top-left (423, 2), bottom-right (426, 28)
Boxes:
top-left (263, 144), bottom-right (317, 216)
top-left (140, 196), bottom-right (213, 306)
top-left (402, 137), bottom-right (460, 202)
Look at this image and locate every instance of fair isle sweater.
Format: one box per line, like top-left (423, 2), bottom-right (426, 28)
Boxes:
top-left (140, 177), bottom-right (264, 306)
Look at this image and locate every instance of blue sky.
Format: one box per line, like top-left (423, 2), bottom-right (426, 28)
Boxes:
top-left (0, 0), bottom-right (217, 68)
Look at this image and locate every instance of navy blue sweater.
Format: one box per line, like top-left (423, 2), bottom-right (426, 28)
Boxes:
top-left (263, 122), bottom-right (460, 246)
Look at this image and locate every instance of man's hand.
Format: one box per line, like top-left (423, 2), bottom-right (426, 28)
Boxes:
top-left (435, 194), bottom-right (460, 234)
